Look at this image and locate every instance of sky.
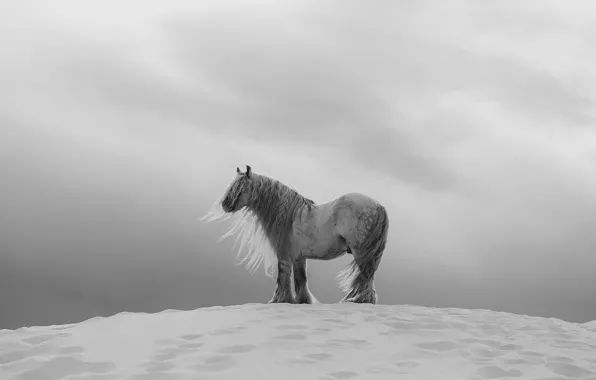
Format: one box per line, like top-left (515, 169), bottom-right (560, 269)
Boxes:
top-left (1, 0), bottom-right (596, 329)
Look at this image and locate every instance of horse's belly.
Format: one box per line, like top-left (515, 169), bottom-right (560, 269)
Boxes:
top-left (297, 223), bottom-right (349, 260)
top-left (301, 238), bottom-right (348, 260)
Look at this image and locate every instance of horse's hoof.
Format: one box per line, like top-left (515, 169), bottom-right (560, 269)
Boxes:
top-left (268, 298), bottom-right (296, 304)
top-left (295, 290), bottom-right (318, 305)
top-left (341, 295), bottom-right (376, 305)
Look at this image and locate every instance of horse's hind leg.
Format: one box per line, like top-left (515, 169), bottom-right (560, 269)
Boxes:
top-left (268, 259), bottom-right (296, 304)
top-left (337, 205), bottom-right (389, 304)
top-left (338, 250), bottom-right (380, 304)
top-left (293, 258), bottom-right (318, 304)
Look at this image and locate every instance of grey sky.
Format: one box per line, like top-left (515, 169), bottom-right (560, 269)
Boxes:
top-left (1, 0), bottom-right (596, 329)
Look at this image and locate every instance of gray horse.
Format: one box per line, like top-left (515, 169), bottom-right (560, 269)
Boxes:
top-left (202, 165), bottom-right (389, 304)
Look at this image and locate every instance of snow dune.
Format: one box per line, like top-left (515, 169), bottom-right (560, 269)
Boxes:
top-left (1, 303), bottom-right (595, 380)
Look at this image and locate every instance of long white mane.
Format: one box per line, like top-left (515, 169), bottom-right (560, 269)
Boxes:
top-left (201, 189), bottom-right (278, 279)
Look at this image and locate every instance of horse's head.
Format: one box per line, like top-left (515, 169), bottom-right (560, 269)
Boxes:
top-left (221, 165), bottom-right (254, 213)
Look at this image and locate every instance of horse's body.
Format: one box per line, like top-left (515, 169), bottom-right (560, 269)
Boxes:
top-left (202, 166), bottom-right (389, 304)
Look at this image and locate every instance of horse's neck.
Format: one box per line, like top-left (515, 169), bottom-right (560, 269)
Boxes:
top-left (258, 192), bottom-right (312, 226)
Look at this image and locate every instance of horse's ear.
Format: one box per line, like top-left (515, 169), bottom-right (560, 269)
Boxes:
top-left (237, 167), bottom-right (241, 174)
top-left (246, 165), bottom-right (252, 178)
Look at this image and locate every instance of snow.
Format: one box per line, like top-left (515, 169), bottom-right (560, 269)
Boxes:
top-left (1, 303), bottom-right (595, 380)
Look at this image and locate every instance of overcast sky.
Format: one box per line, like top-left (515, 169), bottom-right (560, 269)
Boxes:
top-left (2, 0), bottom-right (596, 329)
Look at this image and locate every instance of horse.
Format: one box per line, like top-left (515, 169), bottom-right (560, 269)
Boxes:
top-left (201, 165), bottom-right (389, 305)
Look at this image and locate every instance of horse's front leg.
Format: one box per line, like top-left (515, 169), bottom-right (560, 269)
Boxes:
top-left (293, 257), bottom-right (318, 304)
top-left (268, 258), bottom-right (296, 304)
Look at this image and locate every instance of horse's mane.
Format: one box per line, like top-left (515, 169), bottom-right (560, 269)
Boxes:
top-left (202, 173), bottom-right (314, 279)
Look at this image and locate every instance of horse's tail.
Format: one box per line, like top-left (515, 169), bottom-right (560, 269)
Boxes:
top-left (337, 204), bottom-right (389, 297)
